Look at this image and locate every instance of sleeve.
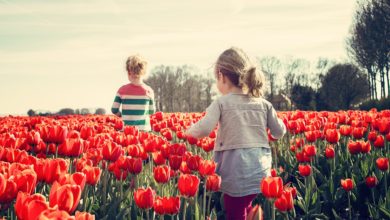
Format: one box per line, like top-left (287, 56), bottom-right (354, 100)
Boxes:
top-left (111, 92), bottom-right (122, 114)
top-left (267, 105), bottom-right (286, 139)
top-left (149, 89), bottom-right (156, 115)
top-left (186, 100), bottom-right (220, 138)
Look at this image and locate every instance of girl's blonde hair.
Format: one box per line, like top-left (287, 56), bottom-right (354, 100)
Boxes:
top-left (126, 54), bottom-right (148, 76)
top-left (216, 47), bottom-right (265, 98)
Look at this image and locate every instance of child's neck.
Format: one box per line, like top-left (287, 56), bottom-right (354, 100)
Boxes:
top-left (225, 86), bottom-right (244, 95)
top-left (130, 79), bottom-right (143, 85)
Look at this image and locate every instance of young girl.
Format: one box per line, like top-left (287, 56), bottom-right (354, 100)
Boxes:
top-left (111, 54), bottom-right (155, 131)
top-left (186, 47), bottom-right (286, 220)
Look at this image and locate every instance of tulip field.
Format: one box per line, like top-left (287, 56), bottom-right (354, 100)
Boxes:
top-left (0, 109), bottom-right (390, 219)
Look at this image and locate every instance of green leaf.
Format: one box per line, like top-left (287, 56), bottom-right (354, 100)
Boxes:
top-left (379, 205), bottom-right (390, 218)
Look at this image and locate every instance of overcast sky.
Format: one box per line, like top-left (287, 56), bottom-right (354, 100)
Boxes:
top-left (0, 0), bottom-right (356, 115)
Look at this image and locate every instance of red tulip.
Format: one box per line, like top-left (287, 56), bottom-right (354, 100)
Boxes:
top-left (154, 112), bottom-right (164, 121)
top-left (58, 172), bottom-right (86, 192)
top-left (270, 168), bottom-right (277, 177)
top-left (154, 196), bottom-right (180, 216)
top-left (199, 159), bottom-right (216, 177)
top-left (325, 146), bottom-right (335, 159)
top-left (58, 138), bottom-right (84, 157)
top-left (178, 174), bottom-right (200, 197)
top-left (0, 178), bottom-right (18, 204)
top-left (339, 125), bottom-right (352, 136)
top-left (360, 141), bottom-right (371, 154)
top-left (365, 176), bottom-right (378, 188)
top-left (152, 152), bottom-right (166, 165)
top-left (82, 166), bottom-right (102, 185)
top-left (15, 192), bottom-right (49, 220)
top-left (154, 165), bottom-right (171, 184)
top-left (134, 187), bottom-right (155, 210)
top-left (49, 181), bottom-right (82, 213)
top-left (303, 145), bottom-right (316, 157)
top-left (374, 135), bottom-right (385, 148)
top-left (325, 129), bottom-right (340, 144)
top-left (352, 127), bottom-right (366, 139)
top-left (348, 140), bottom-right (361, 155)
top-left (169, 155), bottom-right (183, 171)
top-left (75, 211), bottom-right (95, 220)
top-left (261, 176), bottom-right (283, 199)
top-left (295, 151), bottom-right (311, 163)
top-left (368, 131), bottom-right (377, 142)
top-left (298, 164), bottom-right (311, 177)
top-left (206, 174), bottom-right (221, 192)
top-left (376, 157), bottom-right (389, 171)
top-left (187, 155), bottom-right (202, 171)
top-left (304, 131), bottom-right (317, 143)
top-left (37, 207), bottom-right (74, 220)
top-left (102, 141), bottom-right (124, 162)
top-left (186, 136), bottom-right (198, 145)
top-left (274, 189), bottom-right (294, 212)
top-left (341, 178), bottom-right (354, 191)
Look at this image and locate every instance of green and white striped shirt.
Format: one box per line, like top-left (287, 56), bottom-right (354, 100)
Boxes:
top-left (111, 83), bottom-right (155, 131)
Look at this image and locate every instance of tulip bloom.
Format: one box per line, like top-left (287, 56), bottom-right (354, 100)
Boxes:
top-left (169, 155), bottom-right (183, 171)
top-left (325, 129), bottom-right (340, 144)
top-left (348, 141), bottom-right (361, 155)
top-left (325, 146), bottom-right (335, 159)
top-left (365, 176), bottom-right (378, 188)
top-left (339, 125), bottom-right (352, 136)
top-left (49, 181), bottom-right (82, 213)
top-left (376, 157), bottom-right (389, 171)
top-left (260, 176), bottom-right (283, 199)
top-left (37, 207), bottom-right (74, 220)
top-left (134, 187), bottom-right (155, 210)
top-left (15, 192), bottom-right (49, 220)
top-left (154, 165), bottom-right (171, 184)
top-left (374, 135), bottom-right (385, 148)
top-left (198, 159), bottom-right (216, 177)
top-left (352, 127), bottom-right (366, 139)
top-left (187, 155), bottom-right (202, 171)
top-left (274, 189), bottom-right (294, 212)
top-left (303, 145), bottom-right (316, 157)
top-left (206, 174), bottom-right (221, 192)
top-left (304, 131), bottom-right (317, 143)
top-left (58, 138), bottom-right (84, 157)
top-left (102, 141), bottom-right (124, 162)
top-left (178, 174), bottom-right (200, 197)
top-left (341, 179), bottom-right (354, 191)
top-left (82, 166), bottom-right (102, 185)
top-left (154, 196), bottom-right (180, 216)
top-left (298, 164), bottom-right (311, 177)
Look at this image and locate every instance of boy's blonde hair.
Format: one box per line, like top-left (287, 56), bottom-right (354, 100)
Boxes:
top-left (216, 47), bottom-right (265, 98)
top-left (126, 54), bottom-right (148, 76)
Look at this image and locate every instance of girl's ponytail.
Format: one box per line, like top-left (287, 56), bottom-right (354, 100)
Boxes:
top-left (244, 66), bottom-right (264, 98)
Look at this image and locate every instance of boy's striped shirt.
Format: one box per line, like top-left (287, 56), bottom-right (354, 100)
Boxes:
top-left (111, 83), bottom-right (155, 131)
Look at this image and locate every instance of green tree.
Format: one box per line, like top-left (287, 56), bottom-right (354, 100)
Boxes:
top-left (347, 0), bottom-right (390, 99)
top-left (318, 63), bottom-right (369, 110)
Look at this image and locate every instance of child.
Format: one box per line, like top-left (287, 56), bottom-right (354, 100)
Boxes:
top-left (186, 47), bottom-right (286, 220)
top-left (111, 54), bottom-right (155, 131)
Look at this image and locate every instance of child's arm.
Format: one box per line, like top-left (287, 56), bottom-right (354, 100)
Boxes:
top-left (186, 100), bottom-right (220, 138)
top-left (267, 105), bottom-right (286, 139)
top-left (111, 93), bottom-right (122, 117)
top-left (149, 90), bottom-right (156, 115)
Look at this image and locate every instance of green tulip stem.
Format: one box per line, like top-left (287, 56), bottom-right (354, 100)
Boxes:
top-left (207, 192), bottom-right (212, 217)
top-left (182, 199), bottom-right (187, 220)
top-left (385, 171), bottom-right (388, 203)
top-left (203, 182), bottom-right (207, 219)
top-left (272, 199), bottom-right (276, 220)
top-left (348, 191), bottom-right (352, 220)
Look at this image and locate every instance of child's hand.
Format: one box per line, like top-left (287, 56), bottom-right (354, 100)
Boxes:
top-left (115, 111), bottom-right (122, 117)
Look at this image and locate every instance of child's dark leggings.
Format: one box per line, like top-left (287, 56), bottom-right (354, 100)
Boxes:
top-left (224, 193), bottom-right (257, 220)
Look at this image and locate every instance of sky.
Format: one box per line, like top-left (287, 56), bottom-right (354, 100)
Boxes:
top-left (0, 0), bottom-right (356, 115)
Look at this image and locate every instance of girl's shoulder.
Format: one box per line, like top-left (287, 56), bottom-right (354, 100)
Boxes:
top-left (217, 94), bottom-right (274, 110)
